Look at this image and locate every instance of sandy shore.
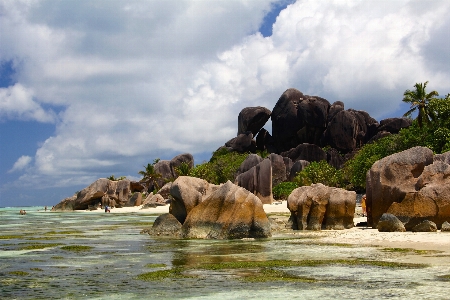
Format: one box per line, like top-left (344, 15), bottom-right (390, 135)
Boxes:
top-left (75, 201), bottom-right (450, 252)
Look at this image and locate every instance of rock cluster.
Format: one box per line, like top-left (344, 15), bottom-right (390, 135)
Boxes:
top-left (54, 154), bottom-right (193, 211)
top-left (225, 88), bottom-right (411, 162)
top-left (148, 177), bottom-right (271, 239)
top-left (287, 183), bottom-right (356, 230)
top-left (367, 147), bottom-right (450, 230)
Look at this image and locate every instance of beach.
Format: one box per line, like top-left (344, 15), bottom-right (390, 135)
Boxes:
top-left (75, 201), bottom-right (450, 253)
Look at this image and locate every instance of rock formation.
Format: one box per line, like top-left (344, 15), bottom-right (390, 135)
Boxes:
top-left (237, 106), bottom-right (271, 136)
top-left (287, 183), bottom-right (356, 230)
top-left (180, 181), bottom-right (271, 239)
top-left (169, 176), bottom-right (218, 224)
top-left (367, 147), bottom-right (450, 230)
top-left (235, 158), bottom-right (273, 204)
top-left (53, 178), bottom-right (132, 210)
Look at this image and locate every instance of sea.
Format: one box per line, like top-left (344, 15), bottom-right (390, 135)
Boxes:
top-left (1, 206), bottom-right (449, 299)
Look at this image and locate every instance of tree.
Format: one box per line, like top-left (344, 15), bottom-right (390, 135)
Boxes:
top-left (138, 161), bottom-right (162, 191)
top-left (402, 81), bottom-right (439, 128)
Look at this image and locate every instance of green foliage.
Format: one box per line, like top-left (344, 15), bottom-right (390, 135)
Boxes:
top-left (107, 175), bottom-right (126, 181)
top-left (138, 161), bottom-right (162, 191)
top-left (174, 162), bottom-right (192, 177)
top-left (272, 182), bottom-right (298, 200)
top-left (293, 160), bottom-right (343, 188)
top-left (402, 81), bottom-right (439, 128)
top-left (189, 149), bottom-right (249, 185)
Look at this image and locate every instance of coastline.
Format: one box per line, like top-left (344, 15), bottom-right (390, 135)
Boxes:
top-left (64, 201), bottom-right (450, 253)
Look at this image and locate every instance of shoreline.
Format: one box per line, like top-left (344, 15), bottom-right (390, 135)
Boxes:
top-left (66, 201), bottom-right (450, 253)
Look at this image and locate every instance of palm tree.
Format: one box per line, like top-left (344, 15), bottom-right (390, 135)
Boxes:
top-left (403, 81), bottom-right (439, 128)
top-left (138, 163), bottom-right (162, 191)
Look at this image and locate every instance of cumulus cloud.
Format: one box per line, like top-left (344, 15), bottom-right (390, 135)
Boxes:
top-left (8, 155), bottom-right (32, 173)
top-left (0, 84), bottom-right (56, 122)
top-left (1, 0), bottom-right (450, 192)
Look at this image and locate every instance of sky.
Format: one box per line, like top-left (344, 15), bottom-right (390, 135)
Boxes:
top-left (1, 0), bottom-right (450, 207)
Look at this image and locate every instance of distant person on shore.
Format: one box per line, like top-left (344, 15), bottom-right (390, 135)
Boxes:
top-left (105, 205), bottom-right (110, 213)
top-left (19, 209), bottom-right (26, 215)
top-left (44, 206), bottom-right (47, 211)
top-left (361, 194), bottom-right (367, 217)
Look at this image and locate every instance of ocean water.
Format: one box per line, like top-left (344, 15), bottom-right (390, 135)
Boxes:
top-left (1, 207), bottom-right (449, 299)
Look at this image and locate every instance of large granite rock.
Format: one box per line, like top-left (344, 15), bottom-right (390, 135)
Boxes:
top-left (280, 143), bottom-right (327, 163)
top-left (225, 132), bottom-right (256, 153)
top-left (169, 176), bottom-right (218, 224)
top-left (377, 117), bottom-right (412, 134)
top-left (125, 192), bottom-right (142, 207)
top-left (153, 160), bottom-right (173, 189)
top-left (237, 154), bottom-right (263, 175)
top-left (322, 109), bottom-right (377, 153)
top-left (181, 181), bottom-right (271, 239)
top-left (235, 158), bottom-right (273, 204)
top-left (255, 128), bottom-right (277, 153)
top-left (272, 88), bottom-right (330, 153)
top-left (442, 221), bottom-right (450, 232)
top-left (53, 178), bottom-right (131, 210)
top-left (269, 153), bottom-right (288, 186)
top-left (287, 183), bottom-right (356, 230)
top-left (366, 147), bottom-right (450, 229)
top-left (237, 106), bottom-right (271, 135)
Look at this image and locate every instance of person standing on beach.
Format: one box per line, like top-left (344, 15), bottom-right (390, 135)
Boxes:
top-left (361, 194), bottom-right (367, 217)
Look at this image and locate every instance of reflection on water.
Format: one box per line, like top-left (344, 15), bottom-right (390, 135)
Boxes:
top-left (0, 207), bottom-right (449, 299)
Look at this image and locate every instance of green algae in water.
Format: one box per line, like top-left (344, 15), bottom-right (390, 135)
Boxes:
top-left (145, 263), bottom-right (167, 268)
top-left (60, 245), bottom-right (93, 252)
top-left (44, 230), bottom-right (83, 235)
top-left (18, 243), bottom-right (62, 250)
top-left (381, 248), bottom-right (443, 255)
top-left (136, 268), bottom-right (191, 281)
top-left (437, 274), bottom-right (450, 281)
top-left (30, 268), bottom-right (44, 271)
top-left (0, 235), bottom-right (24, 240)
top-left (8, 271), bottom-right (29, 276)
top-left (51, 256), bottom-right (64, 259)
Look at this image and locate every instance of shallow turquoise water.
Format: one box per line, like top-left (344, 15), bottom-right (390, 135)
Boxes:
top-left (1, 207), bottom-right (449, 299)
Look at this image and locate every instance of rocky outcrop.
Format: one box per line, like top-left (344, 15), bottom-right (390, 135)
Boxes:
top-left (169, 176), bottom-right (218, 224)
top-left (142, 193), bottom-right (167, 208)
top-left (378, 118), bottom-right (412, 134)
top-left (237, 154), bottom-right (263, 175)
top-left (180, 181), bottom-right (271, 239)
top-left (376, 213), bottom-right (406, 232)
top-left (126, 192), bottom-right (142, 207)
top-left (53, 178), bottom-right (131, 210)
top-left (287, 183), bottom-right (356, 230)
top-left (280, 143), bottom-right (326, 163)
top-left (237, 106), bottom-right (271, 135)
top-left (255, 128), bottom-right (277, 153)
top-left (225, 132), bottom-right (256, 153)
top-left (269, 153), bottom-right (288, 186)
top-left (272, 89), bottom-right (330, 153)
top-left (235, 158), bottom-right (273, 204)
top-left (367, 147), bottom-right (450, 230)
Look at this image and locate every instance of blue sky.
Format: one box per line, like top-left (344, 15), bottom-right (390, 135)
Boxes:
top-left (1, 0), bottom-right (449, 207)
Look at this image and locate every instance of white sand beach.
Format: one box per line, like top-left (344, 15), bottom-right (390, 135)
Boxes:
top-left (75, 201), bottom-right (450, 252)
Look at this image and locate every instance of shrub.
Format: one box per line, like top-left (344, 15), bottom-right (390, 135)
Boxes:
top-left (293, 160), bottom-right (343, 188)
top-left (272, 182), bottom-right (298, 200)
top-left (189, 149), bottom-right (249, 185)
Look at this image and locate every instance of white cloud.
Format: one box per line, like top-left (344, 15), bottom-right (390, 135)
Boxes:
top-left (1, 0), bottom-right (450, 193)
top-left (8, 155), bottom-right (32, 173)
top-left (0, 83), bottom-right (56, 122)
